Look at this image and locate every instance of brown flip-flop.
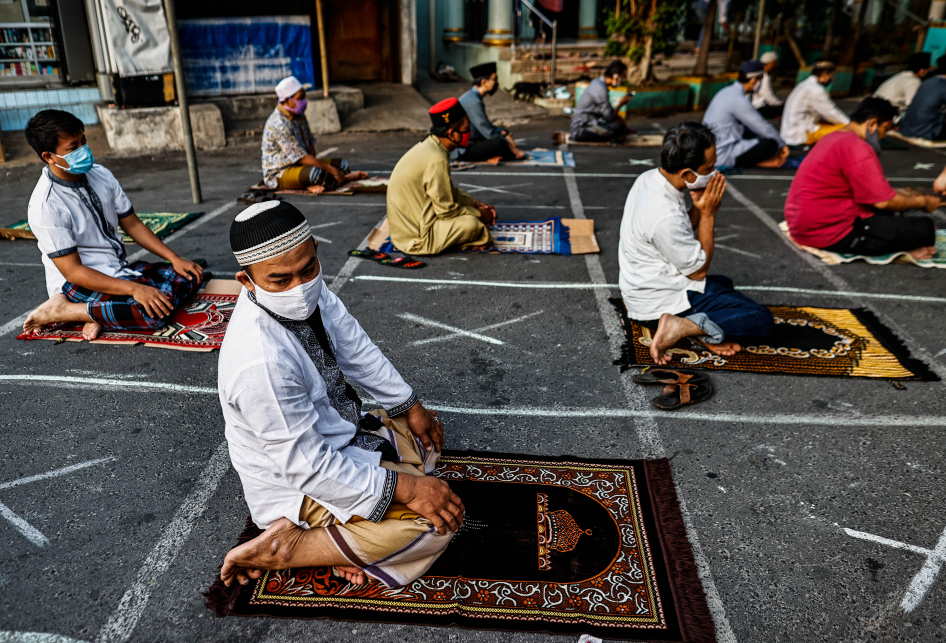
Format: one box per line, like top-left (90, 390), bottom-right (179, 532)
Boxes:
top-left (632, 368), bottom-right (710, 385)
top-left (652, 376), bottom-right (714, 410)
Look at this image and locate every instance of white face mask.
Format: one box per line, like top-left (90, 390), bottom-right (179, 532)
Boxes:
top-left (684, 168), bottom-right (717, 190)
top-left (249, 269), bottom-right (323, 321)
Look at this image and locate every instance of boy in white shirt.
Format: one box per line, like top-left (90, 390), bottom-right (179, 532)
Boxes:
top-left (21, 110), bottom-right (204, 340)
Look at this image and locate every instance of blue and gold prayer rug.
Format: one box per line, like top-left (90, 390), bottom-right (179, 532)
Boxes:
top-left (205, 453), bottom-right (717, 642)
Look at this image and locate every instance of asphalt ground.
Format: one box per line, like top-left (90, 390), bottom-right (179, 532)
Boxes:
top-left (1, 114), bottom-right (946, 643)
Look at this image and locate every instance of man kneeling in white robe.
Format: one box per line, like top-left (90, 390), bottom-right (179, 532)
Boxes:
top-left (218, 201), bottom-right (463, 589)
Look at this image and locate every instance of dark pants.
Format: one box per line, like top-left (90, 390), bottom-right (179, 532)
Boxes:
top-left (757, 104), bottom-right (784, 119)
top-left (825, 213), bottom-right (936, 256)
top-left (459, 137), bottom-right (518, 162)
top-left (636, 275), bottom-right (774, 341)
top-left (734, 138), bottom-right (779, 167)
top-left (63, 261), bottom-right (201, 330)
top-left (572, 120), bottom-right (628, 143)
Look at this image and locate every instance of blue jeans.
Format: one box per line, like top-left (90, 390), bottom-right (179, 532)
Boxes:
top-left (681, 275), bottom-right (774, 342)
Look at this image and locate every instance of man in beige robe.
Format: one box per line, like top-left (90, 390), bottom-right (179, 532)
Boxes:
top-left (386, 98), bottom-right (496, 255)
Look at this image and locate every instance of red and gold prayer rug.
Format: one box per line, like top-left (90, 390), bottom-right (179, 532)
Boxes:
top-left (17, 288), bottom-right (238, 352)
top-left (612, 299), bottom-right (938, 381)
top-left (205, 453), bottom-right (716, 642)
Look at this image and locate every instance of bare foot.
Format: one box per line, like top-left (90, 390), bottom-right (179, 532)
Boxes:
top-left (485, 156), bottom-right (503, 165)
top-left (698, 340), bottom-right (741, 356)
top-left (908, 246), bottom-right (937, 260)
top-left (934, 168), bottom-right (946, 195)
top-left (23, 294), bottom-right (72, 335)
top-left (650, 313), bottom-right (702, 365)
top-left (220, 517), bottom-right (308, 587)
top-left (514, 151), bottom-right (527, 160)
top-left (756, 155), bottom-right (786, 169)
top-left (306, 185), bottom-right (326, 195)
top-left (334, 565), bottom-right (367, 585)
top-left (82, 321), bottom-right (103, 341)
top-left (344, 171), bottom-right (369, 181)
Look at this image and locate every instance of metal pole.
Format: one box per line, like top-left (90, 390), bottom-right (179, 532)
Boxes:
top-left (429, 0), bottom-right (437, 75)
top-left (551, 20), bottom-right (558, 98)
top-left (753, 0), bottom-right (765, 59)
top-left (694, 0), bottom-right (715, 76)
top-left (315, 0), bottom-right (330, 98)
top-left (163, 0), bottom-right (201, 204)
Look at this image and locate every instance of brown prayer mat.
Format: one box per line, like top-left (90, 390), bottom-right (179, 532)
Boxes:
top-left (205, 452), bottom-right (717, 642)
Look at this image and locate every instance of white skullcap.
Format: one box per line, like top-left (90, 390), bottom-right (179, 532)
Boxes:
top-left (760, 51), bottom-right (778, 64)
top-left (275, 76), bottom-right (304, 101)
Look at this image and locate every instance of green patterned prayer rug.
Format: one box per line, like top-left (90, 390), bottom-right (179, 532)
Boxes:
top-left (0, 211), bottom-right (203, 243)
top-left (205, 453), bottom-right (717, 642)
top-left (612, 299), bottom-right (938, 381)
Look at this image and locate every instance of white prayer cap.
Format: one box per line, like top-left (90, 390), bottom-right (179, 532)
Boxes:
top-left (760, 51), bottom-right (778, 65)
top-left (276, 76), bottom-right (304, 101)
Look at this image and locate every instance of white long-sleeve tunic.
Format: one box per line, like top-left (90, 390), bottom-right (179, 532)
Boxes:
top-left (218, 287), bottom-right (416, 529)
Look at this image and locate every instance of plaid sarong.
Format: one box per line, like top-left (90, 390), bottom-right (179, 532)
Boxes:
top-left (62, 261), bottom-right (201, 331)
top-left (275, 158), bottom-right (350, 191)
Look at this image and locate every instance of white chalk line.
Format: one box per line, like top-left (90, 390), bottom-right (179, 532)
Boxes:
top-left (843, 525), bottom-right (946, 612)
top-left (371, 169), bottom-right (934, 181)
top-left (727, 184), bottom-right (946, 383)
top-left (0, 631), bottom-right (91, 643)
top-left (0, 457), bottom-right (116, 490)
top-left (5, 373), bottom-right (946, 427)
top-left (94, 441), bottom-right (230, 643)
top-left (0, 457), bottom-right (116, 547)
top-left (0, 262), bottom-right (43, 267)
top-left (329, 216), bottom-right (384, 294)
top-left (411, 310), bottom-right (544, 346)
top-left (0, 500), bottom-right (48, 547)
top-left (351, 275), bottom-right (946, 304)
top-left (126, 201), bottom-right (237, 263)
top-left (310, 220), bottom-right (342, 229)
top-left (399, 312), bottom-right (504, 345)
top-left (315, 147), bottom-right (337, 159)
top-left (561, 160), bottom-right (738, 643)
top-left (0, 374), bottom-right (216, 395)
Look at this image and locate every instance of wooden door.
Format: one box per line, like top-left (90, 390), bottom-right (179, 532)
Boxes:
top-left (323, 0), bottom-right (397, 81)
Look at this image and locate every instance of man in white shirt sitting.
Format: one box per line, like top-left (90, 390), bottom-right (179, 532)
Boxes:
top-left (752, 51), bottom-right (784, 119)
top-left (217, 201), bottom-right (463, 589)
top-left (874, 52), bottom-right (932, 115)
top-left (619, 123), bottom-right (774, 365)
top-left (780, 60), bottom-right (850, 146)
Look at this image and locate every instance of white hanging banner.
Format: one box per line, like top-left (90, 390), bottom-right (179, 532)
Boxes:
top-left (96, 0), bottom-right (172, 77)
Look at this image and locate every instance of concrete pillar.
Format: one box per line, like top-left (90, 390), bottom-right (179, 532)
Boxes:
top-left (578, 0), bottom-right (598, 40)
top-left (483, 0), bottom-right (514, 45)
top-left (442, 0), bottom-right (466, 42)
top-left (400, 0), bottom-right (417, 84)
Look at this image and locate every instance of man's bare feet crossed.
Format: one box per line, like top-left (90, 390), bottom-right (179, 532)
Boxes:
top-left (650, 312), bottom-right (740, 365)
top-left (22, 294), bottom-right (95, 336)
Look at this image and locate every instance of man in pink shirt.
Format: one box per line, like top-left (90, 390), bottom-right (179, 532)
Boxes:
top-left (785, 97), bottom-right (940, 260)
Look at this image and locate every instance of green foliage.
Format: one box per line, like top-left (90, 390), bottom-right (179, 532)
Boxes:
top-left (604, 0), bottom-right (688, 61)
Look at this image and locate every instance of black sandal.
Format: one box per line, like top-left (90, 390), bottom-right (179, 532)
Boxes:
top-left (347, 249), bottom-right (390, 261)
top-left (652, 378), bottom-right (715, 410)
top-left (380, 256), bottom-right (425, 269)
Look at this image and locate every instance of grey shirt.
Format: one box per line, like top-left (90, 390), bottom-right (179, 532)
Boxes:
top-left (458, 87), bottom-right (505, 142)
top-left (571, 77), bottom-right (615, 136)
top-left (703, 82), bottom-right (785, 167)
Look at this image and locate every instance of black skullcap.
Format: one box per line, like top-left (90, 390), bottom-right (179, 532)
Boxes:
top-left (229, 200), bottom-right (312, 266)
top-left (470, 62), bottom-right (497, 81)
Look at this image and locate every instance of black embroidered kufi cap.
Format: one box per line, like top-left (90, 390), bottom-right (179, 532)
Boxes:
top-left (230, 200), bottom-right (312, 266)
top-left (470, 62), bottom-right (497, 81)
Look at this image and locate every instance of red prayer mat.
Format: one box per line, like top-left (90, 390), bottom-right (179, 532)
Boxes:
top-left (17, 291), bottom-right (238, 352)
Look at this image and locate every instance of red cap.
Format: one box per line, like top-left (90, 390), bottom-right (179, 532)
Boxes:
top-left (430, 97), bottom-right (459, 114)
top-left (428, 97), bottom-right (466, 130)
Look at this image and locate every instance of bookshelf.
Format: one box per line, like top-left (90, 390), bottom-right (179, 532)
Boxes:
top-left (0, 23), bottom-right (59, 83)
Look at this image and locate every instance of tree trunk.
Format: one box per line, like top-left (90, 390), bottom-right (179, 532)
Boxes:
top-left (694, 0), bottom-right (717, 76)
top-left (822, 0), bottom-right (837, 59)
top-left (840, 0), bottom-right (868, 66)
top-left (783, 19), bottom-right (806, 67)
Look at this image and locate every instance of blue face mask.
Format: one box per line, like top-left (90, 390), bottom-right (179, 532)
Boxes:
top-left (53, 144), bottom-right (94, 174)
